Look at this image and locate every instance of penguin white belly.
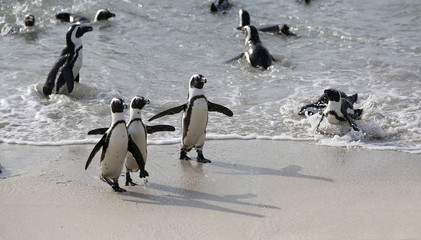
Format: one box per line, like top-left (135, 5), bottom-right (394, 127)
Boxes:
top-left (183, 99), bottom-right (208, 148)
top-left (72, 50), bottom-right (83, 77)
top-left (126, 122), bottom-right (147, 172)
top-left (101, 124), bottom-right (128, 179)
top-left (324, 101), bottom-right (343, 125)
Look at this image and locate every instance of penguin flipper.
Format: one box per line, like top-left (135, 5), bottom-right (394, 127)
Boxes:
top-left (148, 104), bottom-right (187, 121)
top-left (88, 128), bottom-right (109, 135)
top-left (345, 114), bottom-right (360, 131)
top-left (207, 101), bottom-right (234, 116)
top-left (62, 64), bottom-right (75, 94)
top-left (85, 134), bottom-right (106, 170)
top-left (146, 125), bottom-right (176, 134)
top-left (128, 136), bottom-right (148, 178)
top-left (43, 55), bottom-right (68, 96)
top-left (225, 53), bottom-right (245, 64)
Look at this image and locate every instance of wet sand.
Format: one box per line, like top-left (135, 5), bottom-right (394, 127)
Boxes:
top-left (1, 140), bottom-right (420, 239)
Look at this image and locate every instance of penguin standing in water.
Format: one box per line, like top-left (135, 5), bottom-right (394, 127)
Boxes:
top-left (56, 9), bottom-right (116, 24)
top-left (85, 98), bottom-right (147, 192)
top-left (316, 89), bottom-right (363, 132)
top-left (299, 90), bottom-right (358, 116)
top-left (226, 25), bottom-right (274, 69)
top-left (237, 9), bottom-right (296, 36)
top-left (43, 24), bottom-right (92, 96)
top-left (149, 74), bottom-right (233, 163)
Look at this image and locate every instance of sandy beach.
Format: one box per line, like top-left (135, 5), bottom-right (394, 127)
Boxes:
top-left (1, 140), bottom-right (420, 239)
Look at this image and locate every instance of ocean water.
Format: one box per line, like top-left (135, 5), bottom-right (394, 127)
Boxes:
top-left (0, 0), bottom-right (420, 153)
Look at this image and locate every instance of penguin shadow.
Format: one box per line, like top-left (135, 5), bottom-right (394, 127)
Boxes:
top-left (122, 182), bottom-right (278, 218)
top-left (211, 161), bottom-right (334, 182)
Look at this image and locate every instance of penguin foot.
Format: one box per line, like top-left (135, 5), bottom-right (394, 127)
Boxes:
top-left (139, 170), bottom-right (149, 178)
top-left (180, 151), bottom-right (191, 160)
top-left (125, 173), bottom-right (137, 186)
top-left (197, 152), bottom-right (211, 163)
top-left (112, 185), bottom-right (127, 192)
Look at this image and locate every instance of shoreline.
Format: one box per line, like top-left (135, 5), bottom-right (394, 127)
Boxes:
top-left (1, 140), bottom-right (421, 239)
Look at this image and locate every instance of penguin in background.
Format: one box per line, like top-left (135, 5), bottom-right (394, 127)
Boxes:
top-left (88, 96), bottom-right (175, 186)
top-left (56, 9), bottom-right (116, 24)
top-left (6, 14), bottom-right (36, 35)
top-left (316, 89), bottom-right (363, 132)
top-left (85, 98), bottom-right (147, 192)
top-left (226, 25), bottom-right (275, 69)
top-left (210, 0), bottom-right (232, 13)
top-left (43, 24), bottom-right (93, 97)
top-left (237, 9), bottom-right (297, 36)
top-left (149, 74), bottom-right (233, 163)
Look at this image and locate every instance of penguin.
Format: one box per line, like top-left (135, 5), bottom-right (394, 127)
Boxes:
top-left (85, 98), bottom-right (147, 192)
top-left (237, 9), bottom-right (296, 36)
top-left (226, 25), bottom-right (274, 69)
top-left (42, 24), bottom-right (92, 96)
top-left (299, 90), bottom-right (358, 116)
top-left (87, 96), bottom-right (175, 186)
top-left (315, 89), bottom-right (363, 132)
top-left (210, 0), bottom-right (231, 13)
top-left (55, 9), bottom-right (115, 24)
top-left (149, 74), bottom-right (233, 163)
top-left (6, 14), bottom-right (36, 34)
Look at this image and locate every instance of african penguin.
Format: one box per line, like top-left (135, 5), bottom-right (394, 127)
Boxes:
top-left (243, 25), bottom-right (274, 69)
top-left (210, 0), bottom-right (231, 13)
top-left (316, 89), bottom-right (363, 132)
top-left (6, 14), bottom-right (36, 34)
top-left (299, 90), bottom-right (358, 116)
top-left (149, 74), bottom-right (233, 163)
top-left (237, 9), bottom-right (296, 36)
top-left (42, 24), bottom-right (92, 96)
top-left (85, 98), bottom-right (146, 192)
top-left (56, 9), bottom-right (115, 24)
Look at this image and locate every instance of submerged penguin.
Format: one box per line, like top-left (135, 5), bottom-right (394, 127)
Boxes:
top-left (56, 9), bottom-right (116, 24)
top-left (316, 89), bottom-right (363, 132)
top-left (149, 74), bottom-right (233, 163)
top-left (6, 14), bottom-right (36, 34)
top-left (210, 0), bottom-right (231, 13)
top-left (299, 90), bottom-right (358, 116)
top-left (237, 9), bottom-right (296, 36)
top-left (85, 98), bottom-right (147, 192)
top-left (42, 24), bottom-right (92, 96)
top-left (226, 25), bottom-right (275, 69)
top-left (88, 96), bottom-right (175, 186)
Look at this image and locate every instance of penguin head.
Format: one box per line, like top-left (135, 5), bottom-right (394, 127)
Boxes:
top-left (324, 89), bottom-right (341, 102)
top-left (237, 9), bottom-right (250, 29)
top-left (66, 24), bottom-right (93, 46)
top-left (130, 96), bottom-right (150, 110)
top-left (55, 12), bottom-right (71, 22)
top-left (24, 14), bottom-right (35, 27)
top-left (110, 98), bottom-right (127, 113)
top-left (189, 74), bottom-right (207, 89)
top-left (94, 9), bottom-right (116, 22)
top-left (243, 25), bottom-right (260, 44)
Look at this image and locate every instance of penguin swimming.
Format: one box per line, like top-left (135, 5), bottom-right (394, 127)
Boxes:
top-left (6, 14), bottom-right (36, 35)
top-left (315, 89), bottom-right (363, 132)
top-left (149, 74), bottom-right (233, 163)
top-left (299, 90), bottom-right (358, 116)
top-left (226, 25), bottom-right (275, 69)
top-left (88, 96), bottom-right (175, 186)
top-left (42, 24), bottom-right (92, 96)
top-left (56, 9), bottom-right (115, 24)
top-left (210, 0), bottom-right (231, 13)
top-left (237, 9), bottom-right (296, 36)
top-left (85, 98), bottom-right (147, 192)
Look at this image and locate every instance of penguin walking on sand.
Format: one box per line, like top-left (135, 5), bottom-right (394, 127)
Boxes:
top-left (43, 24), bottom-right (92, 96)
top-left (87, 96), bottom-right (175, 186)
top-left (85, 98), bottom-right (147, 192)
top-left (226, 25), bottom-right (275, 69)
top-left (316, 89), bottom-right (363, 132)
top-left (56, 9), bottom-right (116, 24)
top-left (237, 9), bottom-right (296, 36)
top-left (149, 74), bottom-right (233, 163)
